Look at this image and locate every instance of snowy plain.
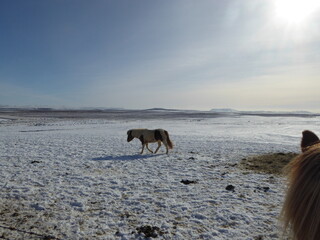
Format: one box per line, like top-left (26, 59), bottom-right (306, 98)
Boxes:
top-left (0, 110), bottom-right (319, 240)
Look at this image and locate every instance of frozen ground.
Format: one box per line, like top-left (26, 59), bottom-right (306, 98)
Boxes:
top-left (0, 110), bottom-right (319, 239)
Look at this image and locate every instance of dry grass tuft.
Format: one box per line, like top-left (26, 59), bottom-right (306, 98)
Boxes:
top-left (239, 152), bottom-right (298, 175)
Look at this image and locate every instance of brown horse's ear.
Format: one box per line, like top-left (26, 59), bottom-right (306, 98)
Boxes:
top-left (301, 130), bottom-right (320, 152)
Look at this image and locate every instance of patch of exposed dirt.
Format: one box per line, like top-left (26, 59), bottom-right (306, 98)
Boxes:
top-left (239, 152), bottom-right (298, 175)
top-left (134, 225), bottom-right (166, 238)
top-left (0, 197), bottom-right (60, 240)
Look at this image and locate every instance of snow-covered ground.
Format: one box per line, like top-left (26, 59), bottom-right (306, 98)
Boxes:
top-left (0, 112), bottom-right (319, 239)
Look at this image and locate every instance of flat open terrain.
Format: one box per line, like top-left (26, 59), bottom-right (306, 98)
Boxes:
top-left (0, 109), bottom-right (319, 239)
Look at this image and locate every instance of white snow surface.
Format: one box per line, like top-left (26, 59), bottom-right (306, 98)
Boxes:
top-left (0, 113), bottom-right (319, 239)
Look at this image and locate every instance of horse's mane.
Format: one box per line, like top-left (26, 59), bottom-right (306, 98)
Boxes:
top-left (281, 143), bottom-right (320, 239)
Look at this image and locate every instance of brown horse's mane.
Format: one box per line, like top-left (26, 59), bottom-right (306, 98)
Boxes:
top-left (281, 131), bottom-right (320, 240)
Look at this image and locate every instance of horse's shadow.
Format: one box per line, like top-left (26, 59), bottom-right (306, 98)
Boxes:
top-left (91, 154), bottom-right (161, 161)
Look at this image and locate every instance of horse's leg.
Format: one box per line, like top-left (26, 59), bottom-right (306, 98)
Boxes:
top-left (140, 144), bottom-right (145, 154)
top-left (164, 143), bottom-right (169, 154)
top-left (154, 141), bottom-right (161, 153)
top-left (146, 143), bottom-right (153, 153)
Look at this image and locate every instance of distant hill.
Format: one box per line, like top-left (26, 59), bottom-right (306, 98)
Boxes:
top-left (210, 108), bottom-right (239, 113)
top-left (240, 110), bottom-right (315, 115)
top-left (289, 111), bottom-right (313, 114)
top-left (146, 108), bottom-right (182, 112)
top-left (210, 108), bottom-right (318, 116)
top-left (1, 105), bottom-right (317, 116)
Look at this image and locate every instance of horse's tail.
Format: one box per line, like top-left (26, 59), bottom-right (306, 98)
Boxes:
top-left (281, 147), bottom-right (320, 240)
top-left (164, 130), bottom-right (173, 149)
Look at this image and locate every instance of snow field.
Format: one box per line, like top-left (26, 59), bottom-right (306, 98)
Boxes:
top-left (0, 115), bottom-right (319, 239)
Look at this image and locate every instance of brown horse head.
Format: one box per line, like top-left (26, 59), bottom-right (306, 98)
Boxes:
top-left (301, 130), bottom-right (320, 152)
top-left (127, 130), bottom-right (134, 142)
top-left (282, 130), bottom-right (320, 240)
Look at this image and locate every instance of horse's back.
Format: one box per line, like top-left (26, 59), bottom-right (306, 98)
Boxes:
top-left (130, 128), bottom-right (168, 143)
top-left (132, 129), bottom-right (156, 141)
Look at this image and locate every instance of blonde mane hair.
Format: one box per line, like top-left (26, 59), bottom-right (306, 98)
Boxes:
top-left (281, 130), bottom-right (320, 240)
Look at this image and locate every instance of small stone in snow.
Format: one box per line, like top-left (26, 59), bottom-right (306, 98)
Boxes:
top-left (263, 187), bottom-right (270, 192)
top-left (136, 225), bottom-right (164, 238)
top-left (254, 235), bottom-right (264, 240)
top-left (31, 160), bottom-right (41, 164)
top-left (181, 180), bottom-right (197, 185)
top-left (256, 186), bottom-right (270, 192)
top-left (226, 185), bottom-right (235, 191)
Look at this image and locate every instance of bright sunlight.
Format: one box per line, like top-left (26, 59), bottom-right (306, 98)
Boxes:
top-left (274, 0), bottom-right (320, 25)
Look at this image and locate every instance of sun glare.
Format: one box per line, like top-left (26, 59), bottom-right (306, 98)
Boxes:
top-left (275, 0), bottom-right (320, 25)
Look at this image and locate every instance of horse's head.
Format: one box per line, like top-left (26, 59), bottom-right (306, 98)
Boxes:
top-left (127, 130), bottom-right (134, 142)
top-left (301, 130), bottom-right (320, 152)
top-left (282, 130), bottom-right (320, 240)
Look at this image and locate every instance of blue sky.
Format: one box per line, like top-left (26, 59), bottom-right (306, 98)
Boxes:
top-left (1, 0), bottom-right (319, 111)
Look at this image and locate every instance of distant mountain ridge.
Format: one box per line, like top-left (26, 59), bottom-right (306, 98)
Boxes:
top-left (210, 108), bottom-right (315, 115)
top-left (0, 106), bottom-right (318, 115)
top-left (210, 108), bottom-right (239, 113)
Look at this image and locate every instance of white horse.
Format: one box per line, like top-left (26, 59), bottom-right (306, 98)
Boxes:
top-left (127, 129), bottom-right (173, 154)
